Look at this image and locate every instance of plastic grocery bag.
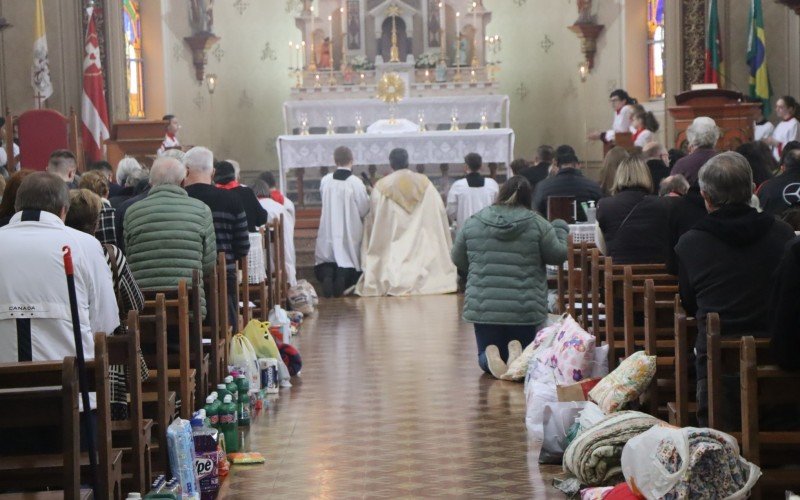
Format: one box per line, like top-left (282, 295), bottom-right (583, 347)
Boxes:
top-left (269, 305), bottom-right (292, 345)
top-left (288, 280), bottom-right (316, 315)
top-left (525, 378), bottom-right (558, 440)
top-left (539, 401), bottom-right (587, 464)
top-left (229, 334), bottom-right (261, 392)
top-left (621, 426), bottom-right (761, 500)
top-left (243, 319), bottom-right (280, 360)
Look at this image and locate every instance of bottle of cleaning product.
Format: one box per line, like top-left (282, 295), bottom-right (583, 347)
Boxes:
top-left (203, 395), bottom-right (219, 428)
top-left (236, 375), bottom-right (251, 427)
top-left (219, 394), bottom-right (239, 453)
top-left (191, 414), bottom-right (220, 500)
top-left (225, 375), bottom-right (238, 404)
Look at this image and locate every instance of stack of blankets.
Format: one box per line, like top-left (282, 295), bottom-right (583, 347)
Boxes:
top-left (563, 411), bottom-right (661, 486)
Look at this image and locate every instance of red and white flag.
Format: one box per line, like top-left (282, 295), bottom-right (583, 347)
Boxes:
top-left (81, 7), bottom-right (109, 163)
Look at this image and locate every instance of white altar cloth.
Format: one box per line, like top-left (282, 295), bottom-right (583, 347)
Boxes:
top-left (276, 128), bottom-right (515, 191)
top-left (283, 95), bottom-right (510, 133)
top-left (366, 119), bottom-right (418, 134)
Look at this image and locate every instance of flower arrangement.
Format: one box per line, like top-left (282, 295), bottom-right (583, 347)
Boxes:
top-left (350, 55), bottom-right (375, 71)
top-left (415, 51), bottom-right (439, 68)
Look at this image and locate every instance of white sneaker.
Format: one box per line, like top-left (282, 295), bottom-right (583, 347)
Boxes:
top-left (485, 345), bottom-right (508, 379)
top-left (507, 340), bottom-right (523, 366)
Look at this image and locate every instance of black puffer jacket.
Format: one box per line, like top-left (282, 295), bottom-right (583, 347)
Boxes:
top-left (597, 187), bottom-right (668, 264)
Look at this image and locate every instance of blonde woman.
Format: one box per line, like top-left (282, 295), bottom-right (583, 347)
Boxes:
top-left (597, 146), bottom-right (629, 195)
top-left (595, 156), bottom-right (668, 264)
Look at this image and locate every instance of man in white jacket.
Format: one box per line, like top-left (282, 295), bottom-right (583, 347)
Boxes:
top-left (0, 172), bottom-right (119, 365)
top-left (446, 153), bottom-right (499, 232)
top-left (315, 146), bottom-right (370, 297)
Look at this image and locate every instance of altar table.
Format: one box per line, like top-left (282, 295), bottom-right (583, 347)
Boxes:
top-left (276, 128), bottom-right (516, 191)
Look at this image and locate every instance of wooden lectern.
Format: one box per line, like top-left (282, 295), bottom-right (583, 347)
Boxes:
top-left (105, 120), bottom-right (167, 169)
top-left (668, 89), bottom-right (760, 151)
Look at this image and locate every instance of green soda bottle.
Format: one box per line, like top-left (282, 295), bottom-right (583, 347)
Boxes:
top-left (215, 383), bottom-right (230, 403)
top-left (220, 394), bottom-right (239, 453)
top-left (236, 375), bottom-right (250, 427)
top-left (225, 375), bottom-right (238, 404)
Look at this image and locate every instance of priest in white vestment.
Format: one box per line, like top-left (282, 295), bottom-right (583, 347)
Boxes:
top-left (355, 148), bottom-right (457, 296)
top-left (446, 153), bottom-right (499, 231)
top-left (315, 146), bottom-right (370, 297)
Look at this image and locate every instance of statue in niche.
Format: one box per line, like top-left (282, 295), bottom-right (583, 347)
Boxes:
top-left (454, 33), bottom-right (469, 67)
top-left (189, 0), bottom-right (214, 33)
top-left (347, 0), bottom-right (361, 49)
top-left (318, 37), bottom-right (333, 68)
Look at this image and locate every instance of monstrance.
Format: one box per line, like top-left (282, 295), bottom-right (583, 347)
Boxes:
top-left (376, 72), bottom-right (405, 124)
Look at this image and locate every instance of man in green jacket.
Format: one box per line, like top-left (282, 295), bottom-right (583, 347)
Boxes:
top-left (124, 157), bottom-right (217, 317)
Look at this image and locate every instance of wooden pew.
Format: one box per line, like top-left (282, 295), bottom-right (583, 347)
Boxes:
top-left (602, 258), bottom-right (666, 370)
top-left (706, 312), bottom-right (770, 432)
top-left (0, 336), bottom-right (124, 499)
top-left (244, 229), bottom-right (270, 323)
top-left (217, 253), bottom-right (230, 371)
top-left (669, 306), bottom-right (698, 427)
top-left (138, 294), bottom-right (174, 475)
top-left (641, 279), bottom-right (680, 419)
top-left (589, 249), bottom-right (607, 338)
top-left (0, 357), bottom-right (88, 499)
top-left (238, 255), bottom-right (250, 329)
top-left (107, 312), bottom-right (150, 495)
top-left (622, 266), bottom-right (676, 359)
top-left (565, 238), bottom-right (596, 328)
top-left (269, 216), bottom-right (287, 308)
top-left (740, 336), bottom-right (800, 499)
top-left (202, 263), bottom-right (222, 392)
top-left (142, 273), bottom-right (208, 419)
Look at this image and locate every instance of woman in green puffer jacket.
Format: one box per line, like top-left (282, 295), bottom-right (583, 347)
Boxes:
top-left (451, 175), bottom-right (569, 377)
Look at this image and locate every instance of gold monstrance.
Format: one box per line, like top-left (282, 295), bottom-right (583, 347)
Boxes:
top-left (388, 4), bottom-right (401, 63)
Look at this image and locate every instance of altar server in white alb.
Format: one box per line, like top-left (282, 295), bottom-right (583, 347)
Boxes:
top-left (446, 153), bottom-right (499, 231)
top-left (157, 114), bottom-right (181, 155)
top-left (356, 148), bottom-right (457, 296)
top-left (587, 89), bottom-right (636, 146)
top-left (314, 146), bottom-right (370, 298)
top-left (765, 96), bottom-right (800, 161)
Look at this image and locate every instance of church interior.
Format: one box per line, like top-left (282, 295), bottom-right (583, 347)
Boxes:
top-left (1, 0), bottom-right (800, 498)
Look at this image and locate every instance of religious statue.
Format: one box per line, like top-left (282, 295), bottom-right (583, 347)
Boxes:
top-left (435, 58), bottom-right (448, 82)
top-left (318, 37), bottom-right (332, 69)
top-left (342, 64), bottom-right (354, 85)
top-left (189, 0), bottom-right (214, 33)
top-left (455, 34), bottom-right (469, 67)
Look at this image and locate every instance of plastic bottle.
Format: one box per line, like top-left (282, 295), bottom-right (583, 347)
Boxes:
top-left (236, 375), bottom-right (251, 427)
top-left (216, 383), bottom-right (230, 403)
top-left (225, 375), bottom-right (238, 404)
top-left (191, 414), bottom-right (220, 500)
top-left (219, 394), bottom-right (239, 453)
top-left (203, 395), bottom-right (219, 428)
top-left (126, 494), bottom-right (142, 500)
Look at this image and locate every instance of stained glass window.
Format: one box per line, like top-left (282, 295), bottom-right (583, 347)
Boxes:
top-left (647, 0), bottom-right (665, 99)
top-left (123, 0), bottom-right (144, 118)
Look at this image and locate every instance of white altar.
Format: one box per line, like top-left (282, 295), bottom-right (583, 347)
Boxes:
top-left (276, 128), bottom-right (515, 191)
top-left (283, 95), bottom-right (509, 133)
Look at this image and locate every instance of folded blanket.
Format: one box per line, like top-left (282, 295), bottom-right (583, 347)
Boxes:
top-left (563, 411), bottom-right (662, 486)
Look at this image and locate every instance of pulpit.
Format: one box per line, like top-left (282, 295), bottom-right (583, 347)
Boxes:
top-left (4, 109), bottom-right (83, 171)
top-left (105, 120), bottom-right (167, 168)
top-left (668, 89), bottom-right (760, 151)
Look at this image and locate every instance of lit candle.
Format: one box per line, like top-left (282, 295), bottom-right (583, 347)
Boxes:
top-left (328, 15), bottom-right (333, 38)
top-left (310, 5), bottom-right (315, 66)
top-left (473, 1), bottom-right (478, 63)
top-left (301, 40), bottom-right (306, 68)
top-left (456, 11), bottom-right (460, 49)
top-left (296, 45), bottom-right (301, 70)
top-left (289, 41), bottom-right (294, 69)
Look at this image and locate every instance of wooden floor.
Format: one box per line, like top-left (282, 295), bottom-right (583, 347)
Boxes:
top-left (219, 294), bottom-right (562, 499)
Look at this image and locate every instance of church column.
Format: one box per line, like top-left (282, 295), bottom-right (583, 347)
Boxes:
top-left (102, 0), bottom-right (128, 121)
top-left (680, 0), bottom-right (705, 90)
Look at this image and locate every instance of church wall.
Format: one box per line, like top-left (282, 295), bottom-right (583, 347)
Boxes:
top-left (0, 0), bottom-right (83, 117)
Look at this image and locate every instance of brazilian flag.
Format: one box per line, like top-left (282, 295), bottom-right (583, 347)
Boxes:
top-left (747, 0), bottom-right (771, 114)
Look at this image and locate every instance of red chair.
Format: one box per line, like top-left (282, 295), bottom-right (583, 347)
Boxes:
top-left (4, 108), bottom-right (83, 171)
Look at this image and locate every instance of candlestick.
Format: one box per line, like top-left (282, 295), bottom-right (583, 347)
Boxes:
top-left (289, 41), bottom-right (294, 70)
top-left (340, 6), bottom-right (347, 70)
top-left (360, 73), bottom-right (365, 88)
top-left (309, 5), bottom-right (317, 72)
top-left (472, 1), bottom-right (479, 67)
top-left (295, 46), bottom-right (301, 71)
top-left (301, 41), bottom-right (307, 68)
top-left (455, 12), bottom-right (461, 80)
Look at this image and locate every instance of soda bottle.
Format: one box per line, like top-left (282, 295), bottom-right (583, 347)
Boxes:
top-left (215, 383), bottom-right (230, 403)
top-left (219, 394), bottom-right (239, 453)
top-left (203, 396), bottom-right (219, 428)
top-left (225, 375), bottom-right (238, 404)
top-left (236, 375), bottom-right (251, 427)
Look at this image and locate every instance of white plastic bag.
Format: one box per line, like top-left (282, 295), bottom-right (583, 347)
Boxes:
top-left (577, 402), bottom-right (606, 432)
top-left (525, 378), bottom-right (558, 440)
top-left (288, 279), bottom-right (316, 315)
top-left (621, 426), bottom-right (761, 500)
top-left (590, 344), bottom-right (609, 379)
top-left (228, 334), bottom-right (261, 392)
top-left (269, 305), bottom-right (293, 344)
top-left (540, 402), bottom-right (587, 464)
